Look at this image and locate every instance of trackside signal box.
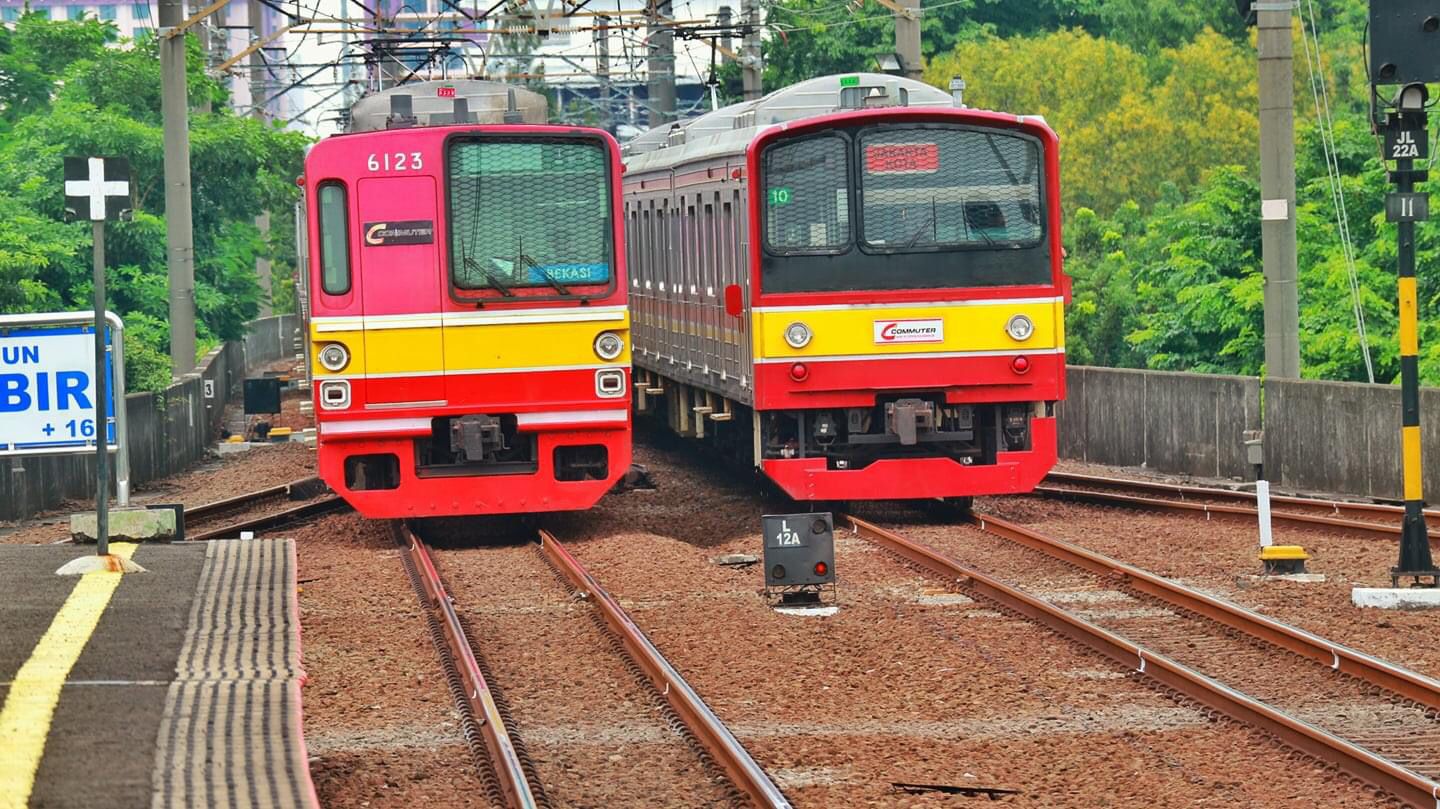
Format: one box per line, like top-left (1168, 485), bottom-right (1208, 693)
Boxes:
top-left (762, 512), bottom-right (837, 606)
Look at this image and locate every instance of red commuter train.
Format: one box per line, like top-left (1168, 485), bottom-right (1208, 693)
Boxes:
top-left (622, 74), bottom-right (1066, 505)
top-left (299, 81), bottom-right (631, 518)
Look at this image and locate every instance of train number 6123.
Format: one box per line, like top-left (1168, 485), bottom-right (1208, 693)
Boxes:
top-left (367, 152), bottom-right (423, 172)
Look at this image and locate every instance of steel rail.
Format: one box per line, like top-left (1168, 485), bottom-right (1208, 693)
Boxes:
top-left (537, 531), bottom-right (792, 809)
top-left (1047, 470), bottom-right (1440, 522)
top-left (956, 511), bottom-right (1440, 711)
top-left (185, 476), bottom-right (326, 522)
top-left (399, 524), bottom-right (540, 809)
top-left (1034, 483), bottom-right (1406, 541)
top-left (843, 514), bottom-right (1440, 809)
top-left (1042, 469), bottom-right (1440, 526)
top-left (188, 495), bottom-right (349, 541)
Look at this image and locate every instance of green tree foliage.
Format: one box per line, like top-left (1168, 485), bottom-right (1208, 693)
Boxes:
top-left (925, 28), bottom-right (1257, 214)
top-left (749, 0), bottom-right (1252, 97)
top-left (0, 14), bottom-right (307, 391)
top-left (1063, 116), bottom-right (1434, 384)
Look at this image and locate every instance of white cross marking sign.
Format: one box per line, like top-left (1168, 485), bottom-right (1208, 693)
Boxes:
top-left (64, 156), bottom-right (131, 222)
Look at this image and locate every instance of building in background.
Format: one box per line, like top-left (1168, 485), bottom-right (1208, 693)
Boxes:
top-left (0, 0), bottom-right (296, 120)
top-left (3, 0), bottom-right (746, 135)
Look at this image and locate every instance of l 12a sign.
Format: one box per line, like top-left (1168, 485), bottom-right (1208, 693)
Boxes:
top-left (1, 321), bottom-right (119, 454)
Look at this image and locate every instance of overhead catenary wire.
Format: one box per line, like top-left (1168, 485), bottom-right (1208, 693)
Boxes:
top-left (1298, 0), bottom-right (1375, 382)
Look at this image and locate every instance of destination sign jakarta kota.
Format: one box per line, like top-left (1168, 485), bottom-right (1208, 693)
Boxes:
top-left (0, 323), bottom-right (118, 453)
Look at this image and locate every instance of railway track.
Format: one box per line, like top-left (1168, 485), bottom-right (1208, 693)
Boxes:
top-left (846, 512), bottom-right (1440, 808)
top-left (395, 523), bottom-right (790, 809)
top-left (184, 476), bottom-right (348, 541)
top-left (1038, 470), bottom-right (1440, 542)
top-left (394, 522), bottom-right (544, 809)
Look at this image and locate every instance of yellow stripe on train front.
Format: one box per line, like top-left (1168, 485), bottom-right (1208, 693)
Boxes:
top-left (310, 315), bottom-right (631, 377)
top-left (752, 298), bottom-right (1064, 360)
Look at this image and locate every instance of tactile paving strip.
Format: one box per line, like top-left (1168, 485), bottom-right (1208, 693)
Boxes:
top-left (150, 539), bottom-right (317, 809)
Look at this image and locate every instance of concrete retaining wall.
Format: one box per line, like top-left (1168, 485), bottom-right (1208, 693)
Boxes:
top-left (1058, 365), bottom-right (1438, 501)
top-left (1263, 378), bottom-right (1440, 501)
top-left (1056, 366), bottom-right (1262, 481)
top-left (1, 314), bottom-right (299, 523)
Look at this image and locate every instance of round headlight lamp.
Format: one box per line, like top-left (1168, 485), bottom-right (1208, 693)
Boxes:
top-left (318, 343), bottom-right (350, 372)
top-left (594, 331), bottom-right (625, 361)
top-left (1005, 314), bottom-right (1035, 342)
top-left (784, 322), bottom-right (813, 349)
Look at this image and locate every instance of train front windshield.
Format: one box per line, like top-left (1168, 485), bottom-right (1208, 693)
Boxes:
top-left (759, 124), bottom-right (1053, 294)
top-left (448, 138), bottom-right (613, 292)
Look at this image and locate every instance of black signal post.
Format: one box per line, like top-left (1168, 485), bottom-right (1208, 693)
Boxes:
top-left (1383, 95), bottom-right (1438, 588)
top-left (1369, 0), bottom-right (1440, 588)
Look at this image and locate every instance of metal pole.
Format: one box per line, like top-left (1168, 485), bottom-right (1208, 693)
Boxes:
top-left (92, 221), bottom-right (109, 558)
top-left (110, 312), bottom-right (130, 507)
top-left (1257, 0), bottom-right (1301, 379)
top-left (161, 0), bottom-right (198, 379)
top-left (895, 0), bottom-right (921, 80)
top-left (717, 5), bottom-right (732, 60)
top-left (647, 0), bottom-right (675, 126)
top-left (1393, 140), bottom-right (1435, 582)
top-left (596, 16), bottom-right (612, 134)
top-left (740, 0), bottom-right (761, 100)
top-left (249, 0), bottom-right (274, 317)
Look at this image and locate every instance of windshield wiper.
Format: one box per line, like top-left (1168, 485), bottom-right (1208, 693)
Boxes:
top-left (464, 256), bottom-right (515, 297)
top-left (519, 252), bottom-right (571, 296)
top-left (904, 198), bottom-right (939, 248)
top-left (970, 223), bottom-right (998, 248)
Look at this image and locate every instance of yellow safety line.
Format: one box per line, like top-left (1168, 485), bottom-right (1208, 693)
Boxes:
top-left (0, 543), bottom-right (139, 809)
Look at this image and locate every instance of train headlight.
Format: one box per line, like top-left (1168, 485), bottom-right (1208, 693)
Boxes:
top-left (1005, 315), bottom-right (1035, 342)
top-left (318, 343), bottom-right (350, 372)
top-left (594, 331), bottom-right (625, 361)
top-left (784, 322), bottom-right (812, 349)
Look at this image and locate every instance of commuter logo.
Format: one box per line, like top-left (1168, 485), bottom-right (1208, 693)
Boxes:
top-left (874, 319), bottom-right (943, 344)
top-left (363, 220), bottom-right (435, 246)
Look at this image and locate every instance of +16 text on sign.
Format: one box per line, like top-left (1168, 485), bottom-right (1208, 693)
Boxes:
top-left (0, 324), bottom-right (117, 453)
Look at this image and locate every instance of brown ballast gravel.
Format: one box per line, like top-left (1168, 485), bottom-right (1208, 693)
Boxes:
top-left (295, 512), bottom-right (490, 808)
top-left (437, 540), bottom-right (742, 808)
top-left (537, 439), bottom-right (1388, 807)
top-left (979, 494), bottom-right (1440, 681)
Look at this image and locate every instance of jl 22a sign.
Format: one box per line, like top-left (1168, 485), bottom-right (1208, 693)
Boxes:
top-left (1386, 128), bottom-right (1429, 161)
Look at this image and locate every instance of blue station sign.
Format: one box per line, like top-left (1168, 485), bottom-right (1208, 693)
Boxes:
top-left (0, 322), bottom-right (118, 453)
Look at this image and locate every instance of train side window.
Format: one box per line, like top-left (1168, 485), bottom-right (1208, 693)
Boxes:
top-left (641, 207), bottom-right (651, 280)
top-left (317, 182), bottom-right (351, 295)
top-left (703, 203), bottom-right (715, 291)
top-left (721, 201), bottom-right (733, 282)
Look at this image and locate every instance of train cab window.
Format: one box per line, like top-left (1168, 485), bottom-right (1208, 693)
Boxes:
top-left (447, 138), bottom-right (612, 294)
top-left (859, 128), bottom-right (1043, 251)
top-left (763, 136), bottom-right (851, 253)
top-left (317, 182), bottom-right (351, 295)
